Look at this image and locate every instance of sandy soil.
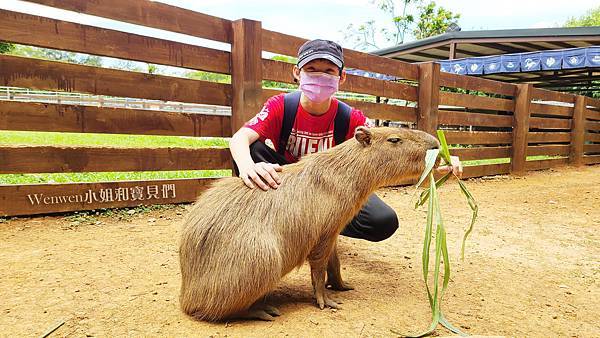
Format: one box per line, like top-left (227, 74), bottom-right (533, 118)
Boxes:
top-left (1, 165), bottom-right (599, 337)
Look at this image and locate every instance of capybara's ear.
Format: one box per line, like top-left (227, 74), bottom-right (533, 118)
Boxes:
top-left (354, 126), bottom-right (372, 146)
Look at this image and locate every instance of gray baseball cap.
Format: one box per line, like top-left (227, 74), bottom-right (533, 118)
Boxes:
top-left (297, 39), bottom-right (344, 69)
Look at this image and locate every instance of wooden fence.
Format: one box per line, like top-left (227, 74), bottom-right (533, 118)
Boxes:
top-left (0, 0), bottom-right (598, 217)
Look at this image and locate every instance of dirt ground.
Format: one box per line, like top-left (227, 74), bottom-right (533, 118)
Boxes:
top-left (1, 165), bottom-right (599, 337)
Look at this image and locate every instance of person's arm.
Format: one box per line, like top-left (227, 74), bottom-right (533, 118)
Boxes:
top-left (434, 156), bottom-right (463, 178)
top-left (230, 127), bottom-right (282, 190)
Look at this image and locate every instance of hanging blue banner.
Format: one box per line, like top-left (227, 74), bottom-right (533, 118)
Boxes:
top-left (540, 50), bottom-right (563, 70)
top-left (563, 48), bottom-right (586, 69)
top-left (500, 54), bottom-right (521, 72)
top-left (520, 52), bottom-right (541, 72)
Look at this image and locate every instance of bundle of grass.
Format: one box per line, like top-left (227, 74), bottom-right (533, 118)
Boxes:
top-left (393, 130), bottom-right (478, 337)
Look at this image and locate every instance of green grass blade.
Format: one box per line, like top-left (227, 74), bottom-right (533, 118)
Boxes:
top-left (422, 174), bottom-right (436, 308)
top-left (439, 314), bottom-right (469, 336)
top-left (458, 180), bottom-right (478, 260)
top-left (415, 149), bottom-right (440, 190)
top-left (400, 130), bottom-right (479, 337)
top-left (415, 172), bottom-right (452, 209)
top-left (436, 130), bottom-right (452, 164)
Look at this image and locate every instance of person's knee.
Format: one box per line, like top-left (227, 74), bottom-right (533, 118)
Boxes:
top-left (368, 210), bottom-right (399, 242)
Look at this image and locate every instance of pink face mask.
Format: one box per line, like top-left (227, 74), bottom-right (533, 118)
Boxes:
top-left (299, 71), bottom-right (340, 103)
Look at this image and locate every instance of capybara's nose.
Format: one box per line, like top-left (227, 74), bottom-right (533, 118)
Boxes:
top-left (429, 138), bottom-right (440, 150)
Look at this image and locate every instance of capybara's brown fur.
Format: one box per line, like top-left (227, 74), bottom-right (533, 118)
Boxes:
top-left (179, 126), bottom-right (439, 321)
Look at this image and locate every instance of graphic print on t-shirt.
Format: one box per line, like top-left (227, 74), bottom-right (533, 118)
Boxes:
top-left (286, 129), bottom-right (333, 158)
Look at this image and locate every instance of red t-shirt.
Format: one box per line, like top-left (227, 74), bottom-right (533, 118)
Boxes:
top-left (244, 94), bottom-right (370, 163)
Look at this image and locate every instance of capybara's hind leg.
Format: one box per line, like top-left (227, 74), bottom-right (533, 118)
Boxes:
top-left (326, 242), bottom-right (354, 291)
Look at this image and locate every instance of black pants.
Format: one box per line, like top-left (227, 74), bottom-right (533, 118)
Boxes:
top-left (236, 141), bottom-right (399, 242)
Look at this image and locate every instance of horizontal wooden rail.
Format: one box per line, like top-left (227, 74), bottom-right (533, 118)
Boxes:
top-left (445, 131), bottom-right (513, 145)
top-left (525, 158), bottom-right (569, 171)
top-left (586, 96), bottom-right (600, 109)
top-left (24, 0), bottom-right (232, 43)
top-left (351, 101), bottom-right (417, 122)
top-left (438, 72), bottom-right (517, 96)
top-left (0, 9), bottom-right (230, 74)
top-left (438, 110), bottom-right (512, 127)
top-left (0, 55), bottom-right (231, 106)
top-left (531, 87), bottom-right (576, 104)
top-left (586, 132), bottom-right (600, 142)
top-left (262, 59), bottom-right (418, 101)
top-left (0, 177), bottom-right (220, 216)
top-left (527, 145), bottom-right (570, 156)
top-left (529, 103), bottom-right (573, 117)
top-left (587, 121), bottom-right (600, 131)
top-left (583, 155), bottom-right (600, 165)
top-left (462, 163), bottom-right (511, 178)
top-left (0, 146), bottom-right (231, 174)
top-left (450, 146), bottom-right (511, 160)
top-left (528, 132), bottom-right (571, 143)
top-left (439, 92), bottom-right (514, 112)
top-left (0, 101), bottom-right (232, 137)
top-left (584, 144), bottom-right (600, 153)
top-left (261, 29), bottom-right (419, 81)
top-left (529, 116), bottom-right (572, 130)
top-left (587, 109), bottom-right (600, 121)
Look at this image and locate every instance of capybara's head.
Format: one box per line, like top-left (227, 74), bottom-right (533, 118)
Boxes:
top-left (352, 126), bottom-right (440, 186)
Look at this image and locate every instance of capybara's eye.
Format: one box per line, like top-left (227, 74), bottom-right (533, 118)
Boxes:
top-left (387, 137), bottom-right (401, 144)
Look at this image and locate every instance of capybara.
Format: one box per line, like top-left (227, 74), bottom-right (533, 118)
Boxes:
top-left (179, 126), bottom-right (439, 321)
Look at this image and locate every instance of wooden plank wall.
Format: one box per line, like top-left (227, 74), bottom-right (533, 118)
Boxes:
top-left (0, 1), bottom-right (596, 217)
top-left (0, 0), bottom-right (420, 216)
top-left (583, 97), bottom-right (600, 165)
top-left (437, 72), bottom-right (516, 178)
top-left (526, 88), bottom-right (575, 170)
top-left (0, 2), bottom-right (241, 216)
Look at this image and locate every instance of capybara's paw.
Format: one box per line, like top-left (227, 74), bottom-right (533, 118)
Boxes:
top-left (242, 309), bottom-right (277, 321)
top-left (324, 296), bottom-right (342, 309)
top-left (326, 280), bottom-right (354, 291)
top-left (262, 304), bottom-right (281, 317)
top-left (317, 295), bottom-right (342, 310)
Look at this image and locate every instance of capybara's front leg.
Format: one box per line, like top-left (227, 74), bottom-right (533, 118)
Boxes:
top-left (326, 241), bottom-right (354, 291)
top-left (310, 260), bottom-right (341, 310)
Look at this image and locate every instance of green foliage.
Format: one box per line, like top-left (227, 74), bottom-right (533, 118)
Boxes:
top-left (343, 0), bottom-right (460, 51)
top-left (10, 45), bottom-right (102, 66)
top-left (271, 55), bottom-right (298, 64)
top-left (413, 1), bottom-right (460, 40)
top-left (564, 6), bottom-right (600, 27)
top-left (0, 41), bottom-right (15, 54)
top-left (147, 63), bottom-right (159, 74)
top-left (185, 70), bottom-right (231, 83)
top-left (560, 7), bottom-right (600, 98)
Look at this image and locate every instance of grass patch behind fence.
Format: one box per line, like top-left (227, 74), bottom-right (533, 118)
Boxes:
top-left (0, 130), bottom-right (229, 148)
top-left (0, 131), bottom-right (232, 185)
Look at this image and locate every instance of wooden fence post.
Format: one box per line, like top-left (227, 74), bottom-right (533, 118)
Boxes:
top-left (511, 83), bottom-right (532, 175)
top-left (416, 62), bottom-right (440, 136)
top-left (569, 95), bottom-right (586, 166)
top-left (231, 18), bottom-right (263, 133)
